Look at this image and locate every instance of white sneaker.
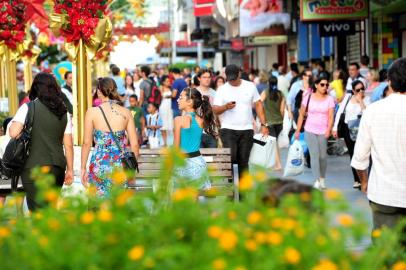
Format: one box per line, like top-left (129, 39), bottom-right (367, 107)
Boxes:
top-left (313, 179), bottom-right (321, 190)
top-left (319, 178), bottom-right (326, 190)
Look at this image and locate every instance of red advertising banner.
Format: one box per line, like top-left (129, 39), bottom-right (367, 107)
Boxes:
top-left (194, 0), bottom-right (215, 17)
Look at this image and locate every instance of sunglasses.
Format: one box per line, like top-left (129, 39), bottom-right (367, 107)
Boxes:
top-left (354, 87), bottom-right (365, 92)
top-left (319, 83), bottom-right (329, 88)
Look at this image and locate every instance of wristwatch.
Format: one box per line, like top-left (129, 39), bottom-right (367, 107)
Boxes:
top-left (261, 123), bottom-right (268, 127)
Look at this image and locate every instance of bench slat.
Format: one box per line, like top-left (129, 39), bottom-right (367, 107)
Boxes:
top-left (139, 148), bottom-right (231, 155)
top-left (136, 170), bottom-right (232, 178)
top-left (138, 156), bottom-right (231, 163)
top-left (138, 163), bottom-right (232, 170)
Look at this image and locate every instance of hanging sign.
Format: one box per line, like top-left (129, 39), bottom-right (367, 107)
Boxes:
top-left (319, 21), bottom-right (356, 36)
top-left (300, 0), bottom-right (368, 21)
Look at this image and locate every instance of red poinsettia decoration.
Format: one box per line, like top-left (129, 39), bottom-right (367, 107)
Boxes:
top-left (0, 0), bottom-right (27, 49)
top-left (53, 0), bottom-right (108, 43)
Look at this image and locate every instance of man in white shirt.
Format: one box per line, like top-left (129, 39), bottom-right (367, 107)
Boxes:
top-left (213, 64), bottom-right (268, 176)
top-left (346, 62), bottom-right (366, 93)
top-left (351, 57), bottom-right (406, 232)
top-left (196, 69), bottom-right (217, 148)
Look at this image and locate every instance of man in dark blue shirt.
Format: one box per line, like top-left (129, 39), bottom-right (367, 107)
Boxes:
top-left (171, 68), bottom-right (188, 117)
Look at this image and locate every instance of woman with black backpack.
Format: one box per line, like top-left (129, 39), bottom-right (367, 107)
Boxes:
top-left (9, 73), bottom-right (74, 211)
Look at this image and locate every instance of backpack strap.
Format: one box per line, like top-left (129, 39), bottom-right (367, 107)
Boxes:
top-left (24, 101), bottom-right (35, 133)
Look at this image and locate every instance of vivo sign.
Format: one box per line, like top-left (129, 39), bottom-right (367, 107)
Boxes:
top-left (319, 21), bottom-right (355, 36)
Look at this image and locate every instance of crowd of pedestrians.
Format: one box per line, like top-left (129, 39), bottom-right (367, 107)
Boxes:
top-left (0, 55), bottom-right (405, 237)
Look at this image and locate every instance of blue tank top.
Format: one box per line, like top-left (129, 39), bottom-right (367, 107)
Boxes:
top-left (180, 112), bottom-right (203, 153)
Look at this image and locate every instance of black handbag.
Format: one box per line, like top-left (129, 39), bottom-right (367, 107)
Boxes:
top-left (337, 95), bottom-right (352, 138)
top-left (0, 102), bottom-right (35, 180)
top-left (300, 93), bottom-right (312, 133)
top-left (98, 107), bottom-right (139, 172)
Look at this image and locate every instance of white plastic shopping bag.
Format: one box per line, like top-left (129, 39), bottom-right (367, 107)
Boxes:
top-left (249, 134), bottom-right (276, 169)
top-left (149, 136), bottom-right (160, 149)
top-left (278, 110), bottom-right (292, 148)
top-left (283, 140), bottom-right (305, 177)
top-left (59, 178), bottom-right (88, 206)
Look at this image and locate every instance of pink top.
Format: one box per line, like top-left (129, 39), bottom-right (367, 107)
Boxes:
top-left (302, 94), bottom-right (335, 135)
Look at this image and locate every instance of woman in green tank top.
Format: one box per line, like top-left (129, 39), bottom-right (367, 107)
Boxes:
top-left (260, 76), bottom-right (286, 171)
top-left (173, 88), bottom-right (217, 189)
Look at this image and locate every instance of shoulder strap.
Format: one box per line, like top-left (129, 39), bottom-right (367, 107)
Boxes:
top-left (305, 93), bottom-right (311, 114)
top-left (342, 94), bottom-right (352, 114)
top-left (25, 101), bottom-right (35, 132)
top-left (98, 107), bottom-right (125, 155)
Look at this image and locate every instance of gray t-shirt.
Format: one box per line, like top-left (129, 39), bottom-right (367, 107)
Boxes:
top-left (140, 79), bottom-right (153, 104)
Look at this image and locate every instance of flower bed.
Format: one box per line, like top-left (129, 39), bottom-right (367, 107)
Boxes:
top-left (0, 149), bottom-right (404, 269)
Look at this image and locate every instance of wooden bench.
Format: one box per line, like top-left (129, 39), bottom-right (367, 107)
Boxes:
top-left (129, 148), bottom-right (239, 202)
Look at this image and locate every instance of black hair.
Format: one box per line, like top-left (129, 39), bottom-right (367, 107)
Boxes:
top-left (318, 61), bottom-right (326, 70)
top-left (197, 68), bottom-right (211, 78)
top-left (379, 69), bottom-right (388, 82)
top-left (125, 73), bottom-right (135, 90)
top-left (148, 102), bottom-right (159, 110)
top-left (160, 75), bottom-right (169, 85)
top-left (349, 62), bottom-right (360, 70)
top-left (290, 63), bottom-right (299, 74)
top-left (184, 87), bottom-right (216, 137)
top-left (2, 117), bottom-right (12, 133)
top-left (351, 79), bottom-right (365, 90)
top-left (268, 76), bottom-right (281, 102)
top-left (64, 71), bottom-right (72, 80)
top-left (361, 55), bottom-right (370, 66)
top-left (129, 94), bottom-right (138, 101)
top-left (312, 76), bottom-right (329, 93)
top-left (388, 58), bottom-right (406, 93)
top-left (112, 66), bottom-right (120, 76)
top-left (171, 68), bottom-right (181, 74)
top-left (272, 63), bottom-right (279, 70)
top-left (140, 65), bottom-right (151, 77)
top-left (29, 72), bottom-right (67, 119)
top-left (97, 77), bottom-right (122, 103)
top-left (193, 75), bottom-right (200, 87)
top-left (382, 86), bottom-right (390, 98)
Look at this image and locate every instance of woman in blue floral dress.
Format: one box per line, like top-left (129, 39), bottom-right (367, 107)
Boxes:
top-left (81, 78), bottom-right (139, 197)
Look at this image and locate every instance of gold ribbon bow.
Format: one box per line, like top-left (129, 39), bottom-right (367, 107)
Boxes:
top-left (50, 13), bottom-right (112, 62)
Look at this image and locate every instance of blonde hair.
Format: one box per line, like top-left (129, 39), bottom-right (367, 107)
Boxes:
top-left (259, 70), bottom-right (269, 84)
top-left (369, 69), bottom-right (379, 82)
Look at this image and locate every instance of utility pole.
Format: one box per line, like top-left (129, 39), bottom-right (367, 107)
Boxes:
top-left (170, 0), bottom-right (177, 64)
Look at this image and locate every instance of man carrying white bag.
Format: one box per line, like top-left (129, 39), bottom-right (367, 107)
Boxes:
top-left (249, 134), bottom-right (277, 169)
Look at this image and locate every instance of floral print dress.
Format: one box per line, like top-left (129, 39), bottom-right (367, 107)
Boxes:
top-left (88, 129), bottom-right (127, 197)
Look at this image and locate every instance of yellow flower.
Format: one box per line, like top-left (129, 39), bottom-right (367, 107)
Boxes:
top-left (254, 232), bottom-right (267, 244)
top-left (392, 262), bottom-right (406, 270)
top-left (128, 245), bottom-right (145, 261)
top-left (235, 267), bottom-right (247, 270)
top-left (116, 190), bottom-right (134, 206)
top-left (329, 229), bottom-right (341, 241)
top-left (312, 259), bottom-right (338, 270)
top-left (372, 229), bottom-right (381, 238)
top-left (44, 190), bottom-right (59, 203)
top-left (213, 258), bottom-right (227, 270)
top-left (282, 218), bottom-right (297, 231)
top-left (172, 187), bottom-right (198, 202)
top-left (239, 173), bottom-right (254, 191)
top-left (300, 192), bottom-right (311, 202)
top-left (208, 226), bottom-right (223, 239)
top-left (325, 189), bottom-right (342, 200)
top-left (254, 171), bottom-right (267, 182)
top-left (80, 211), bottom-right (95, 225)
top-left (228, 211), bottom-right (237, 220)
top-left (336, 214), bottom-right (354, 227)
top-left (40, 166), bottom-right (51, 174)
top-left (34, 213), bottom-right (43, 220)
top-left (87, 186), bottom-right (98, 198)
top-left (219, 230), bottom-right (238, 251)
top-left (284, 247), bottom-right (301, 265)
top-left (267, 231), bottom-right (282, 245)
top-left (247, 211), bottom-right (262, 225)
top-left (112, 170), bottom-right (127, 185)
top-left (245, 239), bottom-right (258, 251)
top-left (8, 219), bottom-right (16, 226)
top-left (0, 227), bottom-right (10, 238)
top-left (271, 218), bottom-right (283, 229)
top-left (286, 207), bottom-right (298, 217)
top-left (38, 236), bottom-right (49, 247)
top-left (98, 209), bottom-right (113, 222)
top-left (204, 187), bottom-right (219, 197)
top-left (47, 219), bottom-right (60, 231)
top-left (294, 227), bottom-right (305, 239)
top-left (316, 236), bottom-right (327, 246)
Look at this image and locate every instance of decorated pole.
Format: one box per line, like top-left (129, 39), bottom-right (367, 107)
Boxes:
top-left (51, 0), bottom-right (112, 145)
top-left (0, 0), bottom-right (27, 116)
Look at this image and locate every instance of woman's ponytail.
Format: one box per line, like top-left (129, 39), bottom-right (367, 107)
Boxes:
top-left (199, 95), bottom-right (217, 138)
